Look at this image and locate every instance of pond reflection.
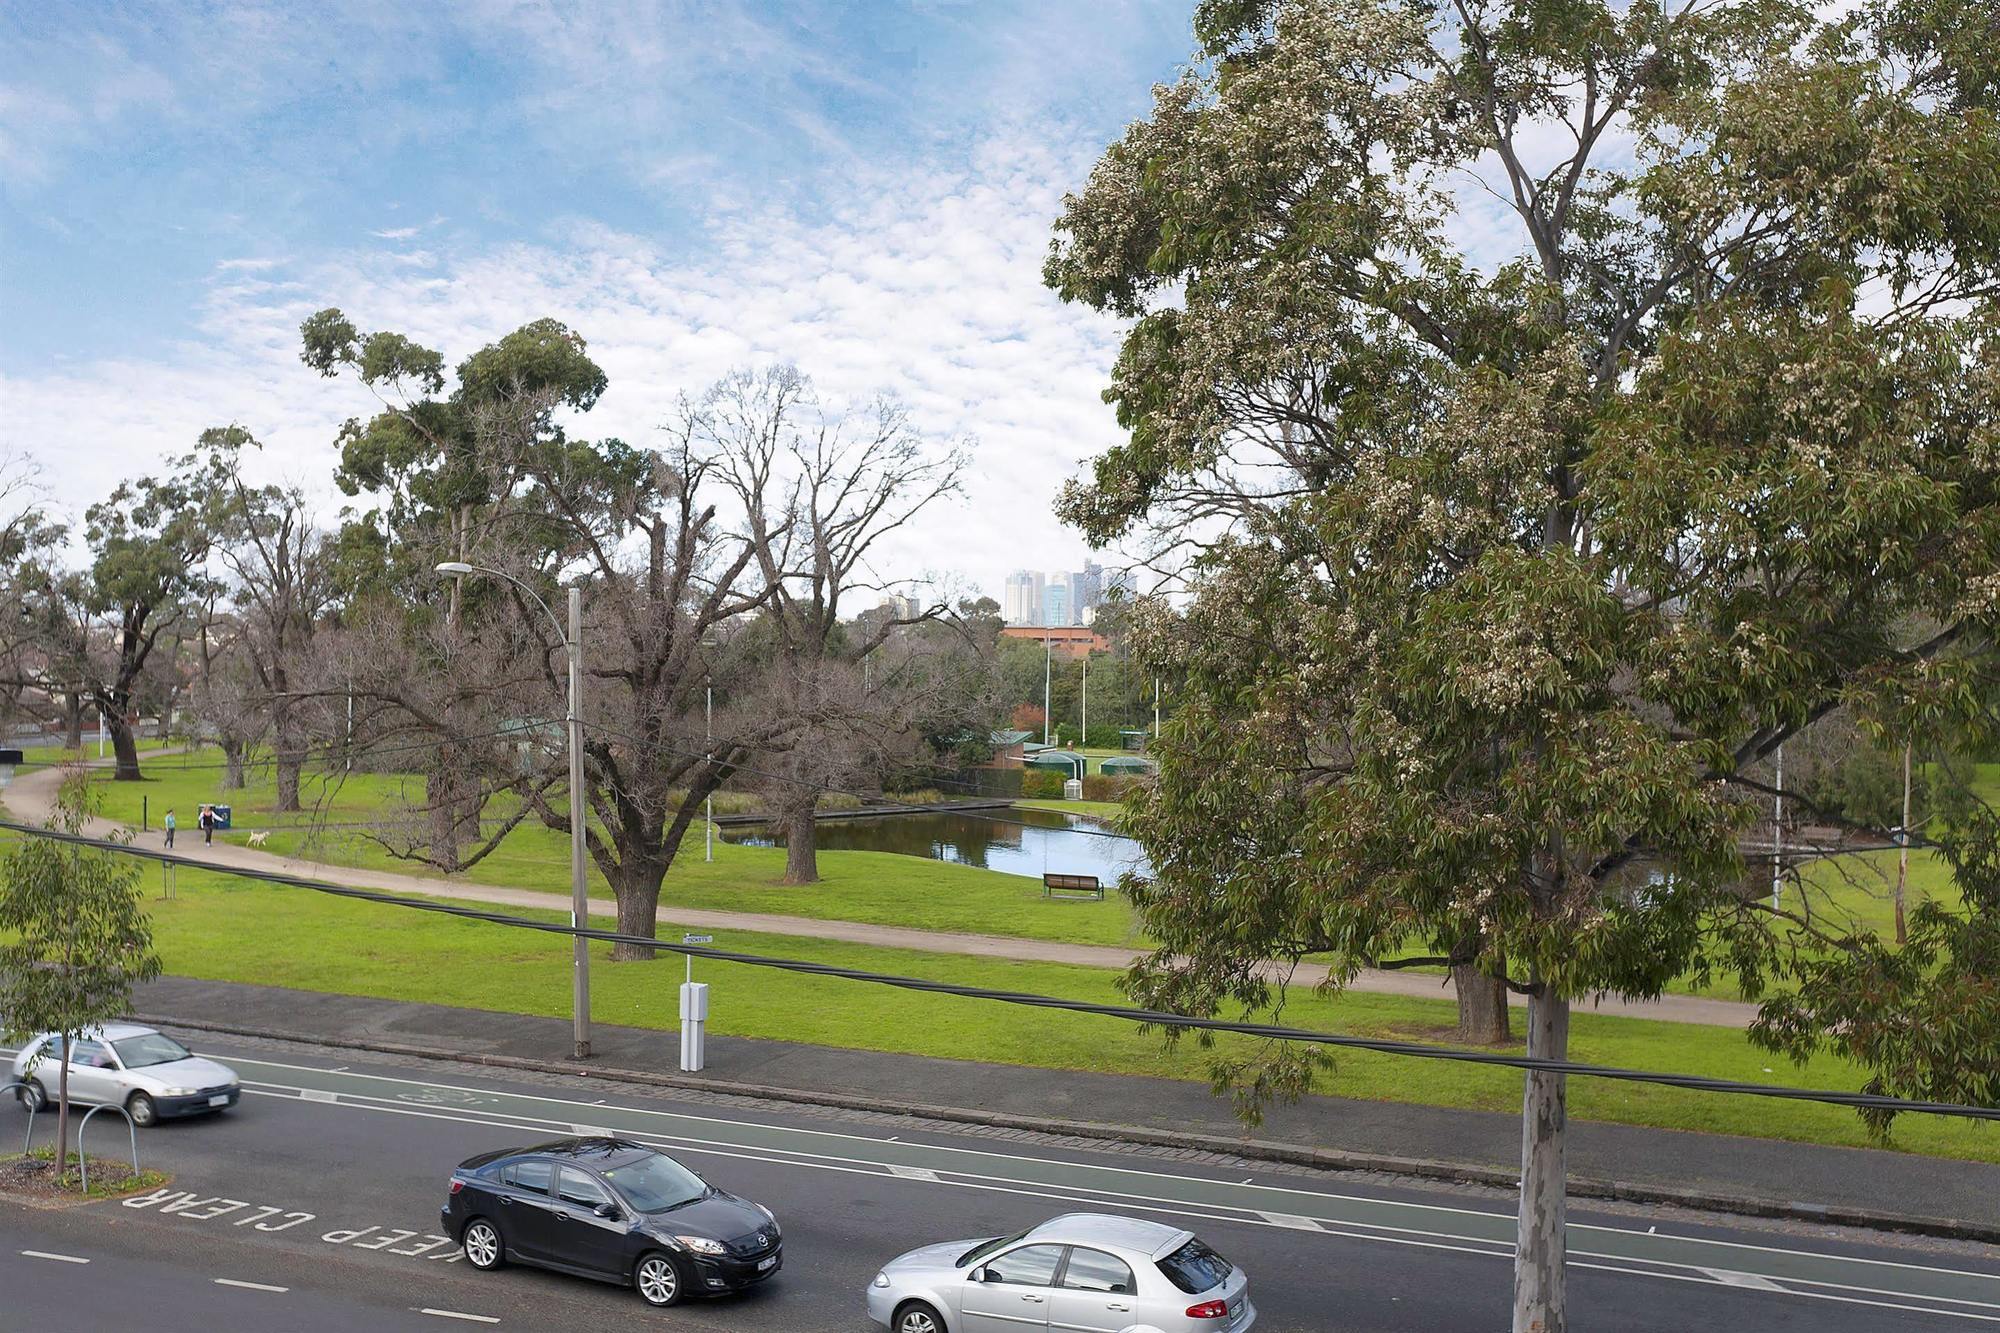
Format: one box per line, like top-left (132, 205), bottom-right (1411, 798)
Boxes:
top-left (720, 807), bottom-right (1150, 884)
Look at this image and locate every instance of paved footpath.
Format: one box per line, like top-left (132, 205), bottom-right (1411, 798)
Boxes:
top-left (2, 756), bottom-right (1756, 1028)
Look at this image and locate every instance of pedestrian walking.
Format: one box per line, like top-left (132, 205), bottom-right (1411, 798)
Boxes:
top-left (163, 808), bottom-right (176, 849)
top-left (199, 804), bottom-right (214, 845)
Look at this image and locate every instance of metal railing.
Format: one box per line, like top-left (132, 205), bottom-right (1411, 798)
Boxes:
top-left (4, 1079), bottom-right (143, 1193)
top-left (75, 1104), bottom-right (139, 1194)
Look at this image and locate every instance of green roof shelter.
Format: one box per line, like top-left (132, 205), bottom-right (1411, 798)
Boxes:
top-left (1099, 756), bottom-right (1154, 775)
top-left (1024, 750), bottom-right (1086, 779)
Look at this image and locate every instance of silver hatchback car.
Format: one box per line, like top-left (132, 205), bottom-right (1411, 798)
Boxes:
top-left (10, 1024), bottom-right (241, 1127)
top-left (867, 1212), bottom-right (1255, 1333)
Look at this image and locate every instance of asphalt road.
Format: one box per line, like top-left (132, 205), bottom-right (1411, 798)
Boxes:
top-left (1, 1033), bottom-right (1996, 1332)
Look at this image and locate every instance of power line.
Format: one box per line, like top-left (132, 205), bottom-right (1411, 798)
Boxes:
top-left (3, 818), bottom-right (1994, 1125)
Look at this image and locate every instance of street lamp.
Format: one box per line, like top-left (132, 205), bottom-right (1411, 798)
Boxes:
top-left (435, 561), bottom-right (592, 1060)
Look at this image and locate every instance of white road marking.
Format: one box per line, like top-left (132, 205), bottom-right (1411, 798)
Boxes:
top-left (235, 1085), bottom-right (2000, 1322)
top-left (1703, 1268), bottom-right (1789, 1292)
top-left (20, 1250), bottom-right (87, 1264)
top-left (888, 1165), bottom-right (940, 1182)
top-left (1258, 1212), bottom-right (1325, 1231)
top-left (420, 1309), bottom-right (499, 1324)
top-left (226, 1052), bottom-right (1994, 1288)
top-left (214, 1278), bottom-right (289, 1292)
top-left (571, 1123), bottom-right (615, 1136)
top-left (300, 1088), bottom-right (337, 1103)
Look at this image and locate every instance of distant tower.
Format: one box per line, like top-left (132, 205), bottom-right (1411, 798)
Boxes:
top-left (1071, 561), bottom-right (1105, 624)
top-left (1003, 571), bottom-right (1044, 626)
top-left (1044, 577), bottom-right (1071, 629)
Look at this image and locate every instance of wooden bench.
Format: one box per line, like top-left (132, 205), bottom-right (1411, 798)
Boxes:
top-left (1042, 872), bottom-right (1104, 901)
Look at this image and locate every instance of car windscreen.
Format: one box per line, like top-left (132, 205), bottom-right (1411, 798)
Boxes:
top-left (111, 1033), bottom-right (193, 1069)
top-left (1157, 1237), bottom-right (1235, 1295)
top-left (957, 1227), bottom-right (1032, 1269)
top-left (602, 1153), bottom-right (709, 1212)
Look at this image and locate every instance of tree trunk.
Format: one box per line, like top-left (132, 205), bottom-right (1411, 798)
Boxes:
top-left (221, 738), bottom-right (247, 790)
top-left (1512, 989), bottom-right (1571, 1333)
top-left (63, 693), bottom-right (83, 749)
top-left (55, 1045), bottom-right (71, 1182)
top-left (1453, 964), bottom-right (1511, 1044)
top-left (609, 862), bottom-right (666, 961)
top-left (780, 788), bottom-right (819, 885)
top-left (106, 712), bottom-right (142, 781)
top-left (426, 767), bottom-right (462, 873)
top-left (273, 701), bottom-right (302, 813)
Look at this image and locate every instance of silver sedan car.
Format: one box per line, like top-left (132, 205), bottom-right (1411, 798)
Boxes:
top-left (867, 1212), bottom-right (1255, 1333)
top-left (9, 1023), bottom-right (241, 1127)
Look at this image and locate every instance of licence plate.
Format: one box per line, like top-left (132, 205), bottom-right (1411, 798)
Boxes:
top-left (757, 1255), bottom-right (777, 1271)
top-left (1229, 1300), bottom-right (1244, 1320)
top-left (208, 1095), bottom-right (229, 1107)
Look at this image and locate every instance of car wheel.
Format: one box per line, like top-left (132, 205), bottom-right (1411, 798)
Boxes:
top-left (461, 1219), bottom-right (505, 1270)
top-left (894, 1301), bottom-right (945, 1333)
top-left (126, 1092), bottom-right (158, 1128)
top-left (18, 1080), bottom-right (47, 1113)
top-left (634, 1252), bottom-right (686, 1307)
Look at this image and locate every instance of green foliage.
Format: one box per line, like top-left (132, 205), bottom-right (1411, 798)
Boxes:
top-left (1020, 770), bottom-right (1066, 799)
top-left (1046, 0), bottom-right (2000, 1132)
top-left (0, 777), bottom-right (161, 1177)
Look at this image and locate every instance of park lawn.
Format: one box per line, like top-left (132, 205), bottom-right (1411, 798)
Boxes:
top-left (248, 817), bottom-right (1149, 949)
top-left (16, 738), bottom-right (173, 767)
top-left (1014, 799), bottom-right (1126, 821)
top-left (142, 867), bottom-right (2000, 1165)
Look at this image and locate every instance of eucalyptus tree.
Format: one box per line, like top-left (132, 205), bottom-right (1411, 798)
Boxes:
top-left (1046, 2), bottom-right (2000, 1329)
top-left (78, 465), bottom-right (216, 779)
top-left (299, 311), bottom-right (607, 866)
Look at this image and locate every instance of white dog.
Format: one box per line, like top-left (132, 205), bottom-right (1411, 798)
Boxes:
top-left (245, 830), bottom-right (270, 848)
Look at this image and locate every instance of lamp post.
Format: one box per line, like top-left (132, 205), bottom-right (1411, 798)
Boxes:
top-left (1043, 632), bottom-right (1052, 747)
top-left (705, 678), bottom-right (714, 863)
top-left (436, 562), bottom-right (592, 1060)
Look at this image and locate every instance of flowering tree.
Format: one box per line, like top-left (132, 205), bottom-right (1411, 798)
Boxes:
top-left (1046, 2), bottom-right (2000, 1329)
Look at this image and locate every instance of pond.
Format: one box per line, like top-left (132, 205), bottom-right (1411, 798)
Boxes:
top-left (720, 806), bottom-right (1151, 885)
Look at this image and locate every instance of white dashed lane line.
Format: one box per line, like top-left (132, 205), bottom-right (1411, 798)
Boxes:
top-left (214, 1277), bottom-right (290, 1292)
top-left (20, 1250), bottom-right (88, 1264)
top-left (420, 1309), bottom-right (500, 1324)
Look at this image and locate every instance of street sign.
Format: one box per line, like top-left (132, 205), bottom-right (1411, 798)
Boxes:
top-left (683, 933), bottom-right (714, 944)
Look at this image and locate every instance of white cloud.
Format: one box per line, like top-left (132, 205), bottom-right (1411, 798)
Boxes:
top-left (370, 226), bottom-right (421, 240)
top-left (4, 130), bottom-right (1141, 601)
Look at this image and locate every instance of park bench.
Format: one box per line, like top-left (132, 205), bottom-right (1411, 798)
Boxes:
top-left (1042, 872), bottom-right (1104, 901)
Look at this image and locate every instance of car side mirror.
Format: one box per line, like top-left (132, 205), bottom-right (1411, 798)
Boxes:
top-left (969, 1267), bottom-right (989, 1283)
top-left (593, 1201), bottom-right (621, 1220)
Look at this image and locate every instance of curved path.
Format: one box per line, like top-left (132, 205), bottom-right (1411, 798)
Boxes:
top-left (1, 756), bottom-right (1758, 1028)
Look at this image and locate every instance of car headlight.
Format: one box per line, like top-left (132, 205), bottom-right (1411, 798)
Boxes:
top-left (674, 1235), bottom-right (728, 1255)
top-left (161, 1086), bottom-right (199, 1096)
top-left (873, 1271), bottom-right (891, 1289)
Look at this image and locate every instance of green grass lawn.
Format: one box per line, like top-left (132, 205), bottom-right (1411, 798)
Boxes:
top-left (1014, 798), bottom-right (1126, 821)
top-left (143, 867), bottom-right (2000, 1163)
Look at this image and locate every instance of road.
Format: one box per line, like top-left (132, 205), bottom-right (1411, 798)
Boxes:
top-left (1, 1032), bottom-right (1995, 1331)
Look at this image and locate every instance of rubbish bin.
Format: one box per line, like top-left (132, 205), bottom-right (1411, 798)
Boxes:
top-left (210, 804), bottom-right (233, 830)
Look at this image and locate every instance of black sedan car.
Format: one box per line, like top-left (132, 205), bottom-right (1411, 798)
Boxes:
top-left (442, 1137), bottom-right (781, 1307)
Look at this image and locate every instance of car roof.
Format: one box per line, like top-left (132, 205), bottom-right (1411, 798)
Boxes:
top-left (457, 1137), bottom-right (655, 1172)
top-left (33, 1023), bottom-right (159, 1043)
top-left (1027, 1213), bottom-right (1194, 1259)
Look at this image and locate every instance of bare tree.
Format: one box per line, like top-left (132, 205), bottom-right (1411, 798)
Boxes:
top-left (713, 367), bottom-right (964, 883)
top-left (198, 428), bottom-right (339, 810)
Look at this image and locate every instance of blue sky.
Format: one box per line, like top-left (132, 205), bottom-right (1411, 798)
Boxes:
top-left (1, 1), bottom-right (1198, 599)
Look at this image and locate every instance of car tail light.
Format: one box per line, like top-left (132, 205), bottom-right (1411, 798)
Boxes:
top-left (449, 1179), bottom-right (464, 1194)
top-left (1186, 1299), bottom-right (1229, 1319)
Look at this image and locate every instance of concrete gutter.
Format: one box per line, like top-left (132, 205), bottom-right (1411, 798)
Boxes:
top-left (127, 1009), bottom-right (2000, 1248)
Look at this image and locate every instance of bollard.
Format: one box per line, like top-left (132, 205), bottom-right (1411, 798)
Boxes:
top-left (678, 981), bottom-right (709, 1072)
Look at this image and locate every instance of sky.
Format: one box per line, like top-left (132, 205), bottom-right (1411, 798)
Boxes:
top-left (0, 1), bottom-right (1200, 605)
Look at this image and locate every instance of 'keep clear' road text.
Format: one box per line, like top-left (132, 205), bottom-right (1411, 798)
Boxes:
top-left (121, 1188), bottom-right (463, 1262)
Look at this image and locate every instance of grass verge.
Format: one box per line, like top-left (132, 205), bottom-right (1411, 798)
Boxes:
top-left (145, 868), bottom-right (2000, 1164)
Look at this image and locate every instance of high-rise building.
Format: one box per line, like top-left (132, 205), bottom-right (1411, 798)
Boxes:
top-left (1071, 561), bottom-right (1106, 623)
top-left (1002, 571), bottom-right (1044, 626)
top-left (1044, 577), bottom-right (1071, 629)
